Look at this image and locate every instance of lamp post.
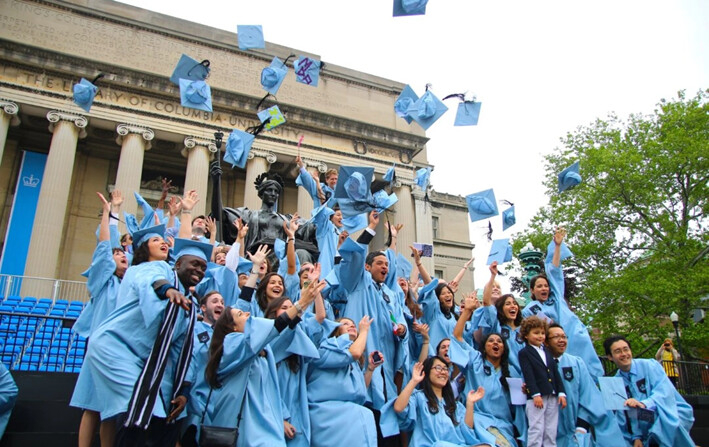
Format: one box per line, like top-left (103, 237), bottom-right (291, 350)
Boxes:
top-left (669, 311), bottom-right (684, 391)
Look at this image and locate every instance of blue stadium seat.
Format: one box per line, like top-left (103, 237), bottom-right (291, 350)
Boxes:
top-left (27, 346), bottom-right (46, 355)
top-left (18, 363), bottom-right (39, 371)
top-left (66, 311), bottom-right (81, 318)
top-left (30, 308), bottom-right (48, 316)
top-left (46, 354), bottom-right (64, 364)
top-left (55, 340), bottom-right (70, 349)
top-left (0, 305), bottom-right (15, 313)
top-left (48, 347), bottom-right (67, 356)
top-left (65, 356), bottom-right (83, 368)
top-left (4, 296), bottom-right (20, 304)
top-left (69, 301), bottom-right (84, 308)
top-left (38, 298), bottom-right (52, 305)
top-left (16, 305), bottom-right (34, 313)
top-left (0, 323), bottom-right (17, 334)
top-left (34, 302), bottom-right (50, 309)
top-left (22, 297), bottom-right (37, 305)
top-left (69, 348), bottom-right (85, 358)
top-left (49, 309), bottom-right (65, 317)
top-left (54, 299), bottom-right (69, 306)
top-left (21, 354), bottom-right (42, 364)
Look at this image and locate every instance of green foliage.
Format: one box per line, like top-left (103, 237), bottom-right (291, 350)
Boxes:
top-left (512, 89), bottom-right (709, 357)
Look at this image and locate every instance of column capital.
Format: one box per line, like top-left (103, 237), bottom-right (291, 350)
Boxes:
top-left (248, 148), bottom-right (277, 164)
top-left (116, 123), bottom-right (155, 149)
top-left (46, 110), bottom-right (88, 138)
top-left (0, 99), bottom-right (20, 126)
top-left (301, 157), bottom-right (328, 173)
top-left (412, 187), bottom-right (427, 200)
top-left (182, 136), bottom-right (217, 158)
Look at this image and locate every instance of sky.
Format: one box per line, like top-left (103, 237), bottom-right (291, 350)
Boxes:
top-left (119, 0), bottom-right (708, 288)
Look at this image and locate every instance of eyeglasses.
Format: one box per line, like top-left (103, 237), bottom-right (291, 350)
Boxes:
top-left (431, 365), bottom-right (449, 374)
top-left (612, 347), bottom-right (631, 355)
top-left (548, 335), bottom-right (567, 340)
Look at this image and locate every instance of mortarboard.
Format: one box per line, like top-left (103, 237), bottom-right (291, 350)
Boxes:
top-left (131, 224), bottom-right (166, 251)
top-left (73, 77), bottom-right (99, 112)
top-left (454, 101), bottom-right (482, 126)
top-left (394, 85), bottom-right (419, 124)
top-left (383, 164), bottom-right (396, 183)
top-left (170, 55), bottom-right (210, 86)
top-left (334, 166), bottom-right (374, 201)
top-left (257, 105), bottom-right (286, 131)
top-left (134, 192), bottom-right (157, 229)
top-left (466, 188), bottom-right (499, 222)
top-left (558, 161), bottom-right (582, 192)
top-left (260, 56), bottom-right (288, 95)
top-left (236, 257), bottom-right (254, 276)
top-left (502, 206), bottom-right (516, 231)
top-left (406, 89), bottom-right (448, 131)
top-left (237, 25), bottom-right (265, 50)
top-left (294, 56), bottom-right (322, 87)
top-left (173, 238), bottom-right (213, 262)
top-left (545, 239), bottom-right (573, 263)
top-left (415, 167), bottom-right (431, 190)
top-left (487, 238), bottom-right (513, 265)
top-left (396, 252), bottom-right (413, 279)
top-left (393, 0), bottom-right (428, 17)
top-left (223, 129), bottom-right (255, 169)
top-left (373, 190), bottom-right (398, 212)
top-left (341, 213), bottom-right (369, 233)
top-left (179, 79), bottom-right (213, 112)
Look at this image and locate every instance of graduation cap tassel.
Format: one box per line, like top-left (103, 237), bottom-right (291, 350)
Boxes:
top-left (500, 200), bottom-right (514, 207)
top-left (283, 53), bottom-right (297, 65)
top-left (90, 73), bottom-right (105, 85)
top-left (245, 117), bottom-right (271, 137)
top-left (486, 221), bottom-right (493, 241)
top-left (187, 60), bottom-right (211, 79)
top-left (384, 214), bottom-right (393, 248)
top-left (441, 93), bottom-right (466, 102)
top-left (256, 93), bottom-right (277, 111)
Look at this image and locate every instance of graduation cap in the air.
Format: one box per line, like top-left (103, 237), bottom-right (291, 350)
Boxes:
top-left (257, 105), bottom-right (286, 131)
top-left (237, 25), bottom-right (265, 50)
top-left (545, 239), bottom-right (573, 263)
top-left (393, 0), bottom-right (428, 17)
top-left (294, 56), bottom-right (323, 87)
top-left (223, 129), bottom-right (255, 169)
top-left (131, 224), bottom-right (166, 251)
top-left (170, 55), bottom-right (210, 85)
top-left (487, 238), bottom-right (513, 265)
top-left (334, 166), bottom-right (374, 201)
top-left (442, 93), bottom-right (482, 126)
top-left (502, 205), bottom-right (516, 231)
top-left (415, 167), bottom-right (431, 191)
top-left (383, 164), bottom-right (396, 184)
top-left (373, 190), bottom-right (398, 212)
top-left (173, 237), bottom-right (213, 262)
top-left (466, 188), bottom-right (499, 222)
top-left (558, 161), bottom-right (582, 193)
top-left (394, 85), bottom-right (419, 124)
top-left (396, 252), bottom-right (413, 279)
top-left (260, 56), bottom-right (289, 95)
top-left (406, 87), bottom-right (448, 130)
top-left (179, 79), bottom-right (213, 112)
top-left (341, 213), bottom-right (369, 233)
top-left (73, 74), bottom-right (103, 112)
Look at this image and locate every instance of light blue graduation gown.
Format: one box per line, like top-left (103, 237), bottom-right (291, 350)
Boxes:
top-left (337, 240), bottom-right (409, 410)
top-left (471, 305), bottom-right (526, 375)
top-left (0, 363), bottom-right (17, 438)
top-left (71, 240), bottom-right (122, 412)
top-left (522, 242), bottom-right (604, 377)
top-left (614, 359), bottom-right (694, 447)
top-left (306, 334), bottom-right (377, 447)
top-left (419, 278), bottom-right (458, 357)
top-left (206, 316), bottom-right (285, 447)
top-left (385, 390), bottom-right (495, 447)
top-left (83, 261), bottom-right (191, 420)
top-left (448, 337), bottom-right (522, 447)
top-left (195, 263), bottom-right (239, 307)
top-left (311, 204), bottom-right (339, 280)
top-left (184, 320), bottom-right (213, 433)
top-left (556, 353), bottom-right (625, 447)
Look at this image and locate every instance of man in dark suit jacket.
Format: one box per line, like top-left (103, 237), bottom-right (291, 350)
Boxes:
top-left (519, 316), bottom-right (567, 447)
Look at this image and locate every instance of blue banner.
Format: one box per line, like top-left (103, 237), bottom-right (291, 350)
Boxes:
top-left (0, 151), bottom-right (47, 276)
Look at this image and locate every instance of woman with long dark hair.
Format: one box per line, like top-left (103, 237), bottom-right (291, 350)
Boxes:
top-left (203, 271), bottom-right (325, 447)
top-left (388, 357), bottom-right (492, 447)
top-left (451, 296), bottom-right (525, 447)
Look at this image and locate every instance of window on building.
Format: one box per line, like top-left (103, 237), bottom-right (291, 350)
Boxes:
top-left (435, 269), bottom-right (444, 279)
top-left (432, 216), bottom-right (439, 239)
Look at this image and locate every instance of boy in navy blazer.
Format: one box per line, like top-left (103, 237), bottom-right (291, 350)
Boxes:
top-left (519, 316), bottom-right (567, 447)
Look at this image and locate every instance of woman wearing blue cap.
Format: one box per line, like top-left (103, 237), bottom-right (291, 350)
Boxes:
top-left (521, 228), bottom-right (604, 377)
top-left (202, 273), bottom-right (326, 447)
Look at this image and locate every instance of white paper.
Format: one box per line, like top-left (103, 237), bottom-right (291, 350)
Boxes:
top-left (505, 377), bottom-right (527, 405)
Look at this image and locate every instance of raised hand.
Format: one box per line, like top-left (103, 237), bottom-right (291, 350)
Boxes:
top-left (413, 322), bottom-right (430, 341)
top-left (283, 214), bottom-right (300, 238)
top-left (300, 279), bottom-right (327, 307)
top-left (448, 280), bottom-right (459, 294)
top-left (96, 192), bottom-right (111, 213)
top-left (387, 221), bottom-right (403, 237)
top-left (205, 216), bottom-right (217, 235)
top-left (368, 211), bottom-right (380, 229)
top-left (467, 386), bottom-right (485, 405)
top-left (409, 245), bottom-right (422, 264)
top-left (295, 154), bottom-right (305, 169)
top-left (110, 189), bottom-right (123, 209)
top-left (233, 218), bottom-right (249, 240)
top-left (554, 226), bottom-right (567, 246)
top-left (180, 190), bottom-right (199, 212)
top-left (489, 261), bottom-right (498, 277)
top-left (463, 256), bottom-right (474, 269)
top-left (358, 315), bottom-right (374, 333)
top-left (411, 362), bottom-right (425, 384)
top-left (168, 196), bottom-right (182, 216)
top-left (308, 262), bottom-right (322, 283)
top-left (246, 244), bottom-right (271, 270)
top-left (337, 230), bottom-right (349, 247)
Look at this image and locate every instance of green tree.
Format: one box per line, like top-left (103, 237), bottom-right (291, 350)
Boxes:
top-left (512, 89), bottom-right (709, 357)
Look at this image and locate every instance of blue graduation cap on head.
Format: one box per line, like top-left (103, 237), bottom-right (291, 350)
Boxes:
top-left (257, 105), bottom-right (286, 131)
top-left (260, 56), bottom-right (288, 95)
top-left (393, 0), bottom-right (428, 17)
top-left (406, 89), bottom-right (448, 131)
top-left (383, 164), bottom-right (396, 183)
top-left (237, 25), bottom-right (265, 50)
top-left (415, 167), bottom-right (431, 190)
top-left (294, 56), bottom-right (322, 87)
top-left (223, 129), bottom-right (255, 169)
top-left (487, 238), bottom-right (513, 265)
top-left (73, 76), bottom-right (101, 112)
top-left (502, 206), bottom-right (516, 231)
top-left (558, 161), bottom-right (582, 192)
top-left (466, 188), bottom-right (499, 222)
top-left (334, 166), bottom-right (374, 201)
top-left (179, 79), bottom-right (213, 112)
top-left (131, 224), bottom-right (166, 252)
top-left (173, 237), bottom-right (213, 262)
top-left (170, 55), bottom-right (210, 85)
top-left (394, 85), bottom-right (419, 124)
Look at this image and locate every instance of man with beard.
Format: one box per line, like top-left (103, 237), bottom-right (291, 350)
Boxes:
top-left (546, 324), bottom-right (625, 447)
top-left (83, 237), bottom-right (212, 447)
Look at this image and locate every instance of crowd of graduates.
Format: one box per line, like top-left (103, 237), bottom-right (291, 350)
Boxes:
top-left (12, 160), bottom-right (691, 447)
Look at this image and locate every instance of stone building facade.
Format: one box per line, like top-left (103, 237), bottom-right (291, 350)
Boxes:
top-left (0, 0), bottom-right (475, 294)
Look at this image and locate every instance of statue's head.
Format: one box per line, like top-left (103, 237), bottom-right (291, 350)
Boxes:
top-left (255, 172), bottom-right (284, 205)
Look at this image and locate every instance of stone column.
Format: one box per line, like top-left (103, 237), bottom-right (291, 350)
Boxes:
top-left (0, 99), bottom-right (20, 167)
top-left (297, 158), bottom-right (327, 218)
top-left (412, 187), bottom-right (434, 273)
top-left (24, 111), bottom-right (87, 284)
top-left (243, 149), bottom-right (277, 210)
top-left (114, 124), bottom-right (154, 217)
top-left (394, 182), bottom-right (416, 257)
top-left (182, 136), bottom-right (217, 217)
